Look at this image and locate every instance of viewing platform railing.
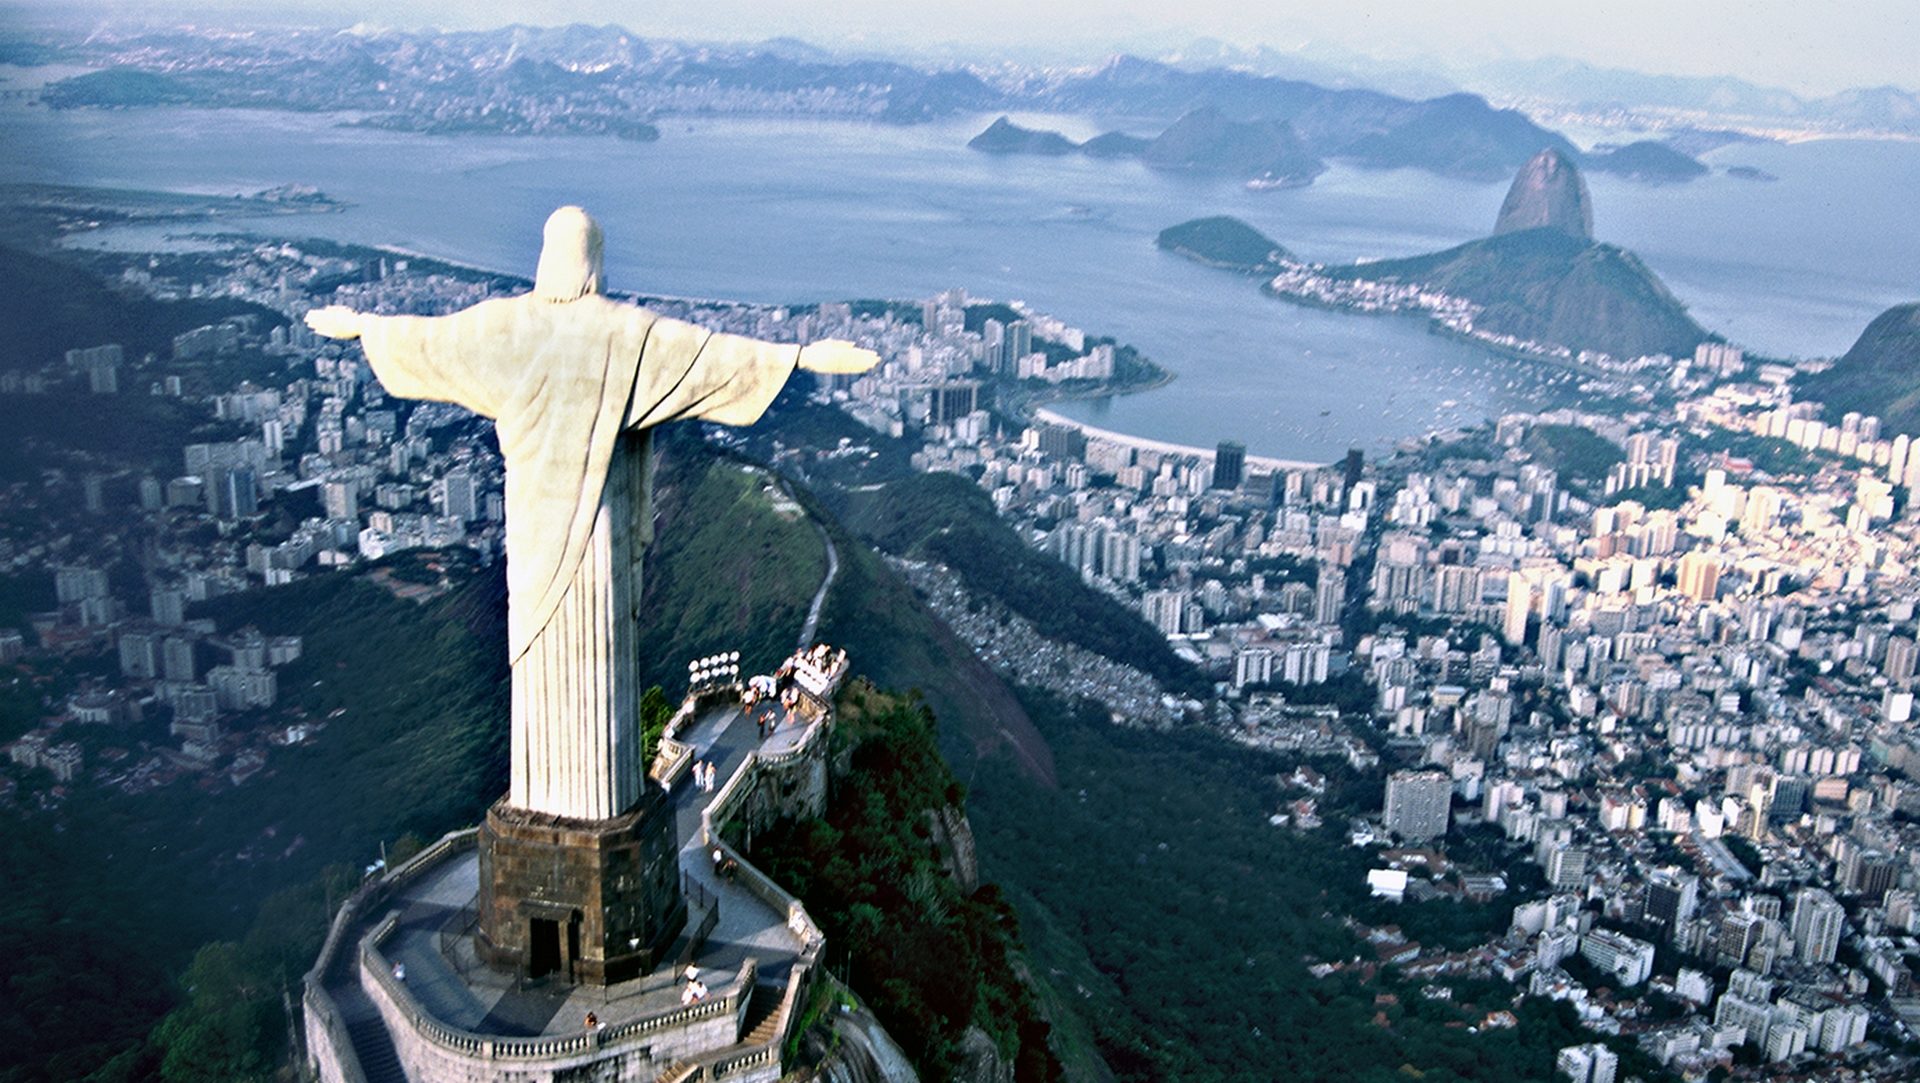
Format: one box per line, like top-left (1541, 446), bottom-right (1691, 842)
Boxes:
top-left (359, 913), bottom-right (757, 1064)
top-left (300, 827), bottom-right (479, 1083)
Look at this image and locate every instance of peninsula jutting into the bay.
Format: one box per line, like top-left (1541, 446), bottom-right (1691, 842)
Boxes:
top-left (1158, 148), bottom-right (1712, 365)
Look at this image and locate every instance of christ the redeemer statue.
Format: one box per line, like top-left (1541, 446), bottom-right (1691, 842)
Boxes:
top-left (306, 206), bottom-right (877, 822)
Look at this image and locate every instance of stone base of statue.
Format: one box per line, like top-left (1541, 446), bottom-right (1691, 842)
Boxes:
top-left (476, 789), bottom-right (685, 985)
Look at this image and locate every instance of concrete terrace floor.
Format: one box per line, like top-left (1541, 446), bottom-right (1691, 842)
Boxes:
top-left (323, 703), bottom-right (819, 1055)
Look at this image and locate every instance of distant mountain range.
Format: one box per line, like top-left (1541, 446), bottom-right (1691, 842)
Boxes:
top-left (29, 21), bottom-right (1909, 189)
top-left (971, 101), bottom-right (1712, 190)
top-left (1017, 55), bottom-right (1582, 181)
top-left (30, 23), bottom-right (1006, 131)
top-left (19, 22), bottom-right (1920, 145)
top-left (1455, 55), bottom-right (1920, 135)
top-left (1798, 304), bottom-right (1920, 436)
top-left (1158, 150), bottom-right (1712, 363)
top-left (24, 24), bottom-right (1669, 185)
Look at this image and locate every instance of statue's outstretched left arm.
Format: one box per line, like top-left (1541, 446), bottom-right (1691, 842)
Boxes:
top-left (305, 301), bottom-right (509, 418)
top-left (627, 317), bottom-right (878, 430)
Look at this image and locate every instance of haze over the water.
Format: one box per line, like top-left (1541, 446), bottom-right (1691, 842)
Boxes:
top-left (21, 0), bottom-right (1920, 97)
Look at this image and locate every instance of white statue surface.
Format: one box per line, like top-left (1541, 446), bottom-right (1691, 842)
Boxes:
top-left (306, 206), bottom-right (876, 820)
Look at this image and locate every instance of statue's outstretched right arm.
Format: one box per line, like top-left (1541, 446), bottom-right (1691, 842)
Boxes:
top-left (305, 301), bottom-right (506, 418)
top-left (795, 340), bottom-right (880, 375)
top-left (625, 316), bottom-right (880, 432)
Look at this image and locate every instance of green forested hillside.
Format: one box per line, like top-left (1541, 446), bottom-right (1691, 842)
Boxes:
top-left (1522, 423), bottom-right (1624, 486)
top-left (635, 447), bottom-right (828, 687)
top-left (1798, 301), bottom-right (1920, 435)
top-left (0, 437), bottom-right (1075, 1081)
top-left (962, 690), bottom-right (1661, 1083)
top-left (2, 563), bottom-right (511, 1081)
top-left (755, 683), bottom-right (1061, 1081)
top-left (0, 391), bottom-right (246, 481)
top-left (647, 437), bottom-right (1057, 782)
top-left (809, 500), bottom-right (1061, 783)
top-left (0, 243), bottom-right (284, 372)
top-left (827, 471), bottom-right (1207, 697)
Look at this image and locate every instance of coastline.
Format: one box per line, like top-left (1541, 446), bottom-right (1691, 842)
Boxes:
top-left (303, 235), bottom-right (1334, 469)
top-left (206, 229), bottom-right (1243, 461)
top-left (1155, 242), bottom-right (1270, 276)
top-left (1032, 407), bottom-right (1329, 472)
top-left (57, 204), bottom-right (1405, 471)
top-left (1255, 278), bottom-right (1618, 378)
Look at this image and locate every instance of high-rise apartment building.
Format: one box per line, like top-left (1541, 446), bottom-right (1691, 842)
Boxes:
top-left (1790, 887), bottom-right (1844, 965)
top-left (1213, 441), bottom-right (1245, 491)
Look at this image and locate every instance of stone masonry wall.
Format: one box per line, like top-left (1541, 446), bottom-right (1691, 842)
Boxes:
top-left (360, 942), bottom-right (744, 1083)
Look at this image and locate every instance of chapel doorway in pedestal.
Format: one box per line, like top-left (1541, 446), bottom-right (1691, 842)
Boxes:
top-left (529, 918), bottom-right (562, 978)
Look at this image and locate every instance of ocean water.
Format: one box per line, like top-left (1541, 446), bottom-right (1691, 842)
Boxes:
top-left (3, 81), bottom-right (1916, 463)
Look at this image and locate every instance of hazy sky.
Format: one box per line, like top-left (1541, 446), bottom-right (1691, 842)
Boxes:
top-left (22, 0), bottom-right (1920, 97)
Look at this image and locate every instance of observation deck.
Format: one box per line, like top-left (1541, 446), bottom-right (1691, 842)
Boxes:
top-left (302, 649), bottom-right (848, 1083)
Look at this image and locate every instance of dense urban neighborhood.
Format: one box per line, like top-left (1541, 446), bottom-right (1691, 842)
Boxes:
top-left (4, 212), bottom-right (1920, 1082)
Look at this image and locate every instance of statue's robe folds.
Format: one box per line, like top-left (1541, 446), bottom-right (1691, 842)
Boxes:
top-left (356, 295), bottom-right (798, 820)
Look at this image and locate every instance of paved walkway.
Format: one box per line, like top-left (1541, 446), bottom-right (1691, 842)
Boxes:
top-left (321, 704), bottom-right (824, 1060)
top-left (671, 703), bottom-right (815, 984)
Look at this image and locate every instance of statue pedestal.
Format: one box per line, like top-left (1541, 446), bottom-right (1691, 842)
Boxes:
top-left (476, 789), bottom-right (685, 985)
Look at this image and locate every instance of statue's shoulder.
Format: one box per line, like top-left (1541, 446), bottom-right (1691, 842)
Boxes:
top-left (460, 294), bottom-right (530, 325)
top-left (576, 294), bottom-right (660, 333)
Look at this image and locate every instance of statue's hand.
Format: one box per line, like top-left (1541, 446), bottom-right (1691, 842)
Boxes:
top-left (304, 305), bottom-right (363, 341)
top-left (798, 339), bottom-right (880, 376)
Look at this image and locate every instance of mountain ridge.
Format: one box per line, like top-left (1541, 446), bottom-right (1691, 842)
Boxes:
top-left (1798, 302), bottom-right (1920, 436)
top-left (45, 26), bottom-right (1578, 181)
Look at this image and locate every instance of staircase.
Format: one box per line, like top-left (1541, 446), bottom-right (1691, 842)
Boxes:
top-left (741, 984), bottom-right (787, 1047)
top-left (345, 1015), bottom-right (407, 1083)
top-left (654, 1058), bottom-right (701, 1083)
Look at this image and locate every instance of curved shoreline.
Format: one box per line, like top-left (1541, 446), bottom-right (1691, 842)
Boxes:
top-left (81, 216), bottom-right (1338, 464)
top-left (357, 236), bottom-right (1332, 467)
top-left (1032, 407), bottom-right (1329, 472)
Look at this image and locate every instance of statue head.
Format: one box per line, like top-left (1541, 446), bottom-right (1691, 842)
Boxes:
top-left (534, 206), bottom-right (605, 302)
